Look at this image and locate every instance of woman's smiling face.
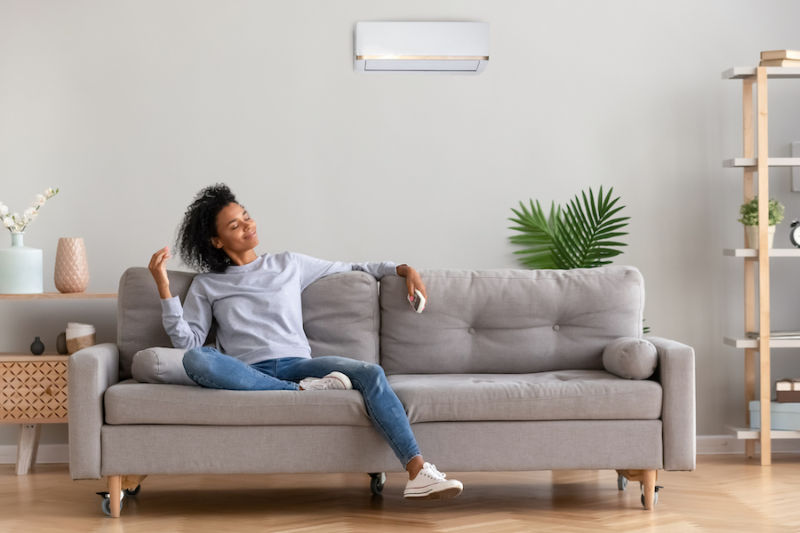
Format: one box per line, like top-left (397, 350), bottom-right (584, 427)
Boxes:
top-left (211, 202), bottom-right (259, 255)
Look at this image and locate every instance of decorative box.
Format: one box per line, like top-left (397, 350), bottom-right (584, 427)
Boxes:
top-left (749, 401), bottom-right (800, 431)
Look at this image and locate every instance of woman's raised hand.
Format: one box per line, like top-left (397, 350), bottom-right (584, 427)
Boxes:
top-left (148, 246), bottom-right (173, 299)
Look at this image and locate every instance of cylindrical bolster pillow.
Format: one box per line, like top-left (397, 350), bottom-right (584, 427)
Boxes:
top-left (131, 347), bottom-right (197, 386)
top-left (602, 337), bottom-right (657, 380)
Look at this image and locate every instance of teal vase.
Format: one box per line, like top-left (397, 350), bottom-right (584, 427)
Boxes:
top-left (0, 232), bottom-right (43, 294)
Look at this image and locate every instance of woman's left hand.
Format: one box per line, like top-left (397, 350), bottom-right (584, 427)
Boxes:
top-left (396, 264), bottom-right (427, 302)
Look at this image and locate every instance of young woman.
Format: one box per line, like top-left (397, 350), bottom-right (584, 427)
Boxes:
top-left (148, 183), bottom-right (463, 500)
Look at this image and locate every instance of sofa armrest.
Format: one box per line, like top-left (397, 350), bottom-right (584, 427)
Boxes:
top-left (648, 336), bottom-right (696, 471)
top-left (68, 343), bottom-right (120, 479)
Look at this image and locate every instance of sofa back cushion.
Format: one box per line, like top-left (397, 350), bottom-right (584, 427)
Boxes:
top-left (117, 267), bottom-right (380, 379)
top-left (379, 266), bottom-right (644, 374)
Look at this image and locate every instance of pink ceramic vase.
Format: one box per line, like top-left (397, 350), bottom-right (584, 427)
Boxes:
top-left (54, 237), bottom-right (89, 293)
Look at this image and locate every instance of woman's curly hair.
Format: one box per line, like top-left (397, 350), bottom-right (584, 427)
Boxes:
top-left (176, 184), bottom-right (242, 273)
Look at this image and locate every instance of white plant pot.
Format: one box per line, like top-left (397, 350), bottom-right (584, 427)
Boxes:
top-left (745, 225), bottom-right (776, 249)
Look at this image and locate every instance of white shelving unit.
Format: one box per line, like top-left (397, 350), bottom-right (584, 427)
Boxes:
top-left (723, 248), bottom-right (800, 258)
top-left (723, 65), bottom-right (800, 465)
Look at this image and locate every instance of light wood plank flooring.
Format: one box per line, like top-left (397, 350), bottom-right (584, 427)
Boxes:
top-left (1, 455), bottom-right (798, 532)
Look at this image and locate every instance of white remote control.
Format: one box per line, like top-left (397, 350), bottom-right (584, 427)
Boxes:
top-left (408, 289), bottom-right (426, 313)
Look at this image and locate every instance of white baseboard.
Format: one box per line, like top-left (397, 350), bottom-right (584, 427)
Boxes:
top-left (697, 434), bottom-right (800, 454)
top-left (0, 444), bottom-right (69, 465)
top-left (1, 437), bottom-right (798, 465)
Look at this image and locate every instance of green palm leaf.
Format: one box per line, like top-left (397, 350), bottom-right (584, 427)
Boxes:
top-left (508, 186), bottom-right (630, 269)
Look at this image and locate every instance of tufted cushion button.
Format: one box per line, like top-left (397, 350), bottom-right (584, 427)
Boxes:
top-left (468, 327), bottom-right (476, 334)
top-left (552, 324), bottom-right (560, 332)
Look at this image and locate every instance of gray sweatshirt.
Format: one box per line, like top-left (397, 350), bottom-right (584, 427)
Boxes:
top-left (160, 251), bottom-right (397, 364)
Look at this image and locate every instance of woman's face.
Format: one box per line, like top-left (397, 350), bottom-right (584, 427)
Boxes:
top-left (211, 202), bottom-right (259, 255)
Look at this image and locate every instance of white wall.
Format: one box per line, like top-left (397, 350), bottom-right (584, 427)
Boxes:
top-left (2, 0), bottom-right (800, 451)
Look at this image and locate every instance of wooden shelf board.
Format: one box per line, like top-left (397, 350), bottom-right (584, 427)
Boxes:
top-left (0, 354), bottom-right (70, 360)
top-left (0, 292), bottom-right (116, 300)
top-left (724, 67), bottom-right (800, 79)
top-left (730, 426), bottom-right (800, 439)
top-left (723, 157), bottom-right (800, 167)
top-left (724, 336), bottom-right (800, 348)
top-left (723, 248), bottom-right (800, 257)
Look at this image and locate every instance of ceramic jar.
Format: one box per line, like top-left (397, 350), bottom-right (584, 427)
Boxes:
top-left (54, 237), bottom-right (89, 293)
top-left (0, 232), bottom-right (43, 294)
top-left (745, 225), bottom-right (776, 249)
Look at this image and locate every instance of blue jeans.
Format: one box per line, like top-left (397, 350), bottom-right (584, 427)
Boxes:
top-left (182, 346), bottom-right (421, 467)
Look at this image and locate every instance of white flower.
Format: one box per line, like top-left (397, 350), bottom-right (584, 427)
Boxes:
top-left (1, 187), bottom-right (58, 234)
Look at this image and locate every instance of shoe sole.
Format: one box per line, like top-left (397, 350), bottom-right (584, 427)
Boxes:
top-left (326, 371), bottom-right (352, 390)
top-left (404, 485), bottom-right (463, 500)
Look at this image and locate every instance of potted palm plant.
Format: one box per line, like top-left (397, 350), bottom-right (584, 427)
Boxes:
top-left (738, 196), bottom-right (784, 249)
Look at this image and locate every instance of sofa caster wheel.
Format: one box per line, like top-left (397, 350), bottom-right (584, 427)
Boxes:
top-left (617, 474), bottom-right (628, 491)
top-left (639, 485), bottom-right (662, 508)
top-left (97, 491), bottom-right (125, 517)
top-left (124, 485), bottom-right (141, 497)
top-left (369, 472), bottom-right (386, 495)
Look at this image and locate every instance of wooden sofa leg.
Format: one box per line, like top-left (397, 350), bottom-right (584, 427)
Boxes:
top-left (641, 469), bottom-right (656, 510)
top-left (616, 469), bottom-right (658, 510)
top-left (108, 475), bottom-right (121, 518)
top-left (122, 474), bottom-right (147, 493)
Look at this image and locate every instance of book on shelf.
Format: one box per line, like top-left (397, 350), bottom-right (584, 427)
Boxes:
top-left (760, 49), bottom-right (800, 61)
top-left (776, 390), bottom-right (800, 403)
top-left (746, 330), bottom-right (800, 340)
top-left (759, 58), bottom-right (800, 67)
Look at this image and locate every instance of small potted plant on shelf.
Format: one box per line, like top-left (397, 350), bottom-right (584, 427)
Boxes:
top-left (738, 196), bottom-right (784, 249)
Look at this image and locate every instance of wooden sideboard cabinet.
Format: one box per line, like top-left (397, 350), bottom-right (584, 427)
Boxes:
top-left (0, 291), bottom-right (116, 474)
top-left (0, 355), bottom-right (69, 474)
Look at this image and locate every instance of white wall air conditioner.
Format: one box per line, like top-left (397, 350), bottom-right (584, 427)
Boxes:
top-left (354, 22), bottom-right (489, 73)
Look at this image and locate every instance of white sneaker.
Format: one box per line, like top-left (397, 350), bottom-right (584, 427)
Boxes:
top-left (299, 371), bottom-right (352, 391)
top-left (404, 462), bottom-right (463, 499)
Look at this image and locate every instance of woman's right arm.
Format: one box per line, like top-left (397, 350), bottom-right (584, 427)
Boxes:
top-left (148, 246), bottom-right (210, 349)
top-left (149, 246), bottom-right (173, 299)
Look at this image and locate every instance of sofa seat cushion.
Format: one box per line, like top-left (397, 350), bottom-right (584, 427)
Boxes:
top-left (387, 370), bottom-right (662, 424)
top-left (104, 380), bottom-right (370, 426)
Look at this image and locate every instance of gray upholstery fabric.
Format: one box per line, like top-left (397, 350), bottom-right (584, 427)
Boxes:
top-left (387, 370), bottom-right (662, 423)
top-left (105, 381), bottom-right (370, 426)
top-left (101, 425), bottom-right (399, 475)
top-left (380, 266), bottom-right (644, 374)
top-left (649, 336), bottom-right (696, 471)
top-left (602, 337), bottom-right (658, 379)
top-left (68, 343), bottom-right (120, 480)
top-left (301, 271), bottom-right (380, 364)
top-left (117, 268), bottom-right (196, 380)
top-left (411, 420), bottom-right (663, 471)
top-left (131, 347), bottom-right (196, 386)
top-left (117, 267), bottom-right (381, 379)
top-left (99, 420), bottom-right (662, 475)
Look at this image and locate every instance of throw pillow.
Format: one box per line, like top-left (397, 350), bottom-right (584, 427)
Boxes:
top-left (602, 337), bottom-right (658, 380)
top-left (131, 347), bottom-right (197, 386)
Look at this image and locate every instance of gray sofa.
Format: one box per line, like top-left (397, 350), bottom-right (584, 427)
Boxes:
top-left (69, 265), bottom-right (695, 517)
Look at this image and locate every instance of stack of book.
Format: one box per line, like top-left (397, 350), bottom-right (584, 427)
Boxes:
top-left (760, 50), bottom-right (800, 67)
top-left (746, 330), bottom-right (800, 340)
top-left (776, 378), bottom-right (800, 402)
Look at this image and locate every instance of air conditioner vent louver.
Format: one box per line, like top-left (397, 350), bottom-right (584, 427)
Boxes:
top-left (354, 22), bottom-right (489, 74)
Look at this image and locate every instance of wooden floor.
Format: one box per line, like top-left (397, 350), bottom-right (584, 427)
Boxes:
top-left (1, 455), bottom-right (798, 532)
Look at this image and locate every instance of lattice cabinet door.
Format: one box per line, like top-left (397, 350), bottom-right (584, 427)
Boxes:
top-left (0, 356), bottom-right (69, 424)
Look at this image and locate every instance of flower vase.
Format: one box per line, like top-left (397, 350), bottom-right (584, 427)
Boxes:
top-left (54, 237), bottom-right (89, 293)
top-left (0, 233), bottom-right (43, 294)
